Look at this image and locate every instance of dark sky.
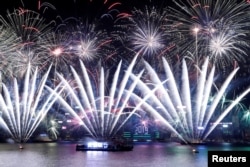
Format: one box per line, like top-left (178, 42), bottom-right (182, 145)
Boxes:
top-left (0, 0), bottom-right (174, 19)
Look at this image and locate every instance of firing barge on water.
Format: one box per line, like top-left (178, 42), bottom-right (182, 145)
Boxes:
top-left (76, 138), bottom-right (133, 151)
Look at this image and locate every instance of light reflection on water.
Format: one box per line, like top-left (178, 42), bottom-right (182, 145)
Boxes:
top-left (0, 142), bottom-right (250, 167)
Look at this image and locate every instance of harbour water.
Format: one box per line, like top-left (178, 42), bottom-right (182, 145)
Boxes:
top-left (0, 142), bottom-right (250, 167)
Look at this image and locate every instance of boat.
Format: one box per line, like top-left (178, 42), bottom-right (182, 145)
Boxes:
top-left (76, 139), bottom-right (133, 151)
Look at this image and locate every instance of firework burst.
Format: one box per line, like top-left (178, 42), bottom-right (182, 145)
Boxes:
top-left (208, 28), bottom-right (248, 68)
top-left (70, 22), bottom-right (112, 62)
top-left (0, 25), bottom-right (20, 55)
top-left (56, 18), bottom-right (115, 67)
top-left (8, 48), bottom-right (45, 78)
top-left (37, 31), bottom-right (74, 74)
top-left (0, 8), bottom-right (53, 48)
top-left (168, 0), bottom-right (250, 69)
top-left (124, 6), bottom-right (173, 59)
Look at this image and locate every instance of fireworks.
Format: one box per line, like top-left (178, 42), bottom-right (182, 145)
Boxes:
top-left (37, 31), bottom-right (74, 74)
top-left (0, 0), bottom-right (250, 142)
top-left (168, 0), bottom-right (250, 69)
top-left (0, 8), bottom-right (53, 48)
top-left (208, 29), bottom-right (248, 67)
top-left (52, 56), bottom-right (141, 139)
top-left (0, 63), bottom-right (58, 143)
top-left (0, 8), bottom-right (55, 79)
top-left (121, 6), bottom-right (174, 62)
top-left (0, 0), bottom-right (247, 73)
top-left (9, 48), bottom-right (45, 78)
top-left (0, 25), bottom-right (19, 55)
top-left (241, 110), bottom-right (250, 126)
top-left (129, 57), bottom-right (250, 143)
top-left (66, 20), bottom-right (113, 63)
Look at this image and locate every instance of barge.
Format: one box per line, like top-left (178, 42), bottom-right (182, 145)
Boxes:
top-left (76, 139), bottom-right (133, 151)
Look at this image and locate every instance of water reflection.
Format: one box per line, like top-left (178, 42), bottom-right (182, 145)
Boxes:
top-left (0, 142), bottom-right (250, 167)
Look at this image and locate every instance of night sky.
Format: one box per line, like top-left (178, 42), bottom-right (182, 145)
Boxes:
top-left (0, 0), bottom-right (174, 20)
